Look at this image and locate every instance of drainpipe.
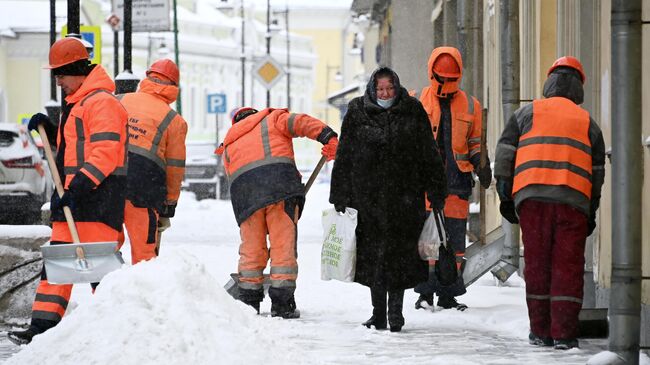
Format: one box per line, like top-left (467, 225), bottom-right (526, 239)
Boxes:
top-left (442, 0), bottom-right (457, 46)
top-left (609, 1), bottom-right (643, 363)
top-left (491, 0), bottom-right (520, 282)
top-left (458, 0), bottom-right (484, 240)
top-left (457, 0), bottom-right (482, 98)
top-left (457, 0), bottom-right (472, 93)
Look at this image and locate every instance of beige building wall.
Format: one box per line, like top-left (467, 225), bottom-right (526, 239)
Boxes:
top-left (6, 59), bottom-right (42, 125)
top-left (483, 0), bottom-right (503, 235)
top-left (289, 7), bottom-right (349, 129)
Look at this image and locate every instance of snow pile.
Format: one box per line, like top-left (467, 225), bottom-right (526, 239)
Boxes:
top-left (5, 248), bottom-right (308, 365)
top-left (0, 225), bottom-right (51, 240)
top-left (587, 351), bottom-right (650, 365)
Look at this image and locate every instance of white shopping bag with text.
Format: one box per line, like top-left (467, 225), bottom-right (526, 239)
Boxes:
top-left (418, 210), bottom-right (447, 260)
top-left (321, 207), bottom-right (358, 282)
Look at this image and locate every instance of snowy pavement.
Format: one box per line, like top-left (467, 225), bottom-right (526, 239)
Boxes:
top-left (2, 181), bottom-right (648, 364)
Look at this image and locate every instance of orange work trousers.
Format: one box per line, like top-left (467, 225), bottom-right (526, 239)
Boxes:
top-left (31, 221), bottom-right (119, 331)
top-left (238, 200), bottom-right (298, 291)
top-left (117, 199), bottom-right (159, 264)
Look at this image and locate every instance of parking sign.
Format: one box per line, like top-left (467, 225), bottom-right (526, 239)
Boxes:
top-left (207, 93), bottom-right (227, 114)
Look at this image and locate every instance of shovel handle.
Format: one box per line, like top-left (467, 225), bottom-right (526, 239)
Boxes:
top-left (304, 156), bottom-right (327, 195)
top-left (38, 124), bottom-right (81, 244)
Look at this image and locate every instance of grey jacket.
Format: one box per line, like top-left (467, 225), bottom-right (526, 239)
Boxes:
top-left (493, 71), bottom-right (605, 218)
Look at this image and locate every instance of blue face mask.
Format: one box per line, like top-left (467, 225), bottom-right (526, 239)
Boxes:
top-left (377, 97), bottom-right (395, 109)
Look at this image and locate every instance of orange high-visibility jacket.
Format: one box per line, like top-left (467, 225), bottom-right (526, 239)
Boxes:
top-left (419, 48), bottom-right (482, 173)
top-left (513, 97), bottom-right (592, 198)
top-left (222, 108), bottom-right (336, 225)
top-left (53, 65), bottom-right (128, 230)
top-left (118, 77), bottom-right (188, 209)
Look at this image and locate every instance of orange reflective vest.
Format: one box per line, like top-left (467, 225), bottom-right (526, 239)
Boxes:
top-left (513, 97), bottom-right (592, 198)
top-left (222, 108), bottom-right (334, 224)
top-left (118, 77), bottom-right (188, 208)
top-left (54, 64), bottom-right (128, 230)
top-left (419, 89), bottom-right (481, 173)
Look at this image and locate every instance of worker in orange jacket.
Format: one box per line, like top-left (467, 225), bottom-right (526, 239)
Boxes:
top-left (8, 38), bottom-right (128, 345)
top-left (414, 46), bottom-right (492, 311)
top-left (218, 107), bottom-right (338, 318)
top-left (117, 59), bottom-right (188, 264)
top-left (495, 56), bottom-right (605, 350)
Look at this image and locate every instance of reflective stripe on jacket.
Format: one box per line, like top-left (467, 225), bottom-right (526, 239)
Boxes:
top-left (223, 108), bottom-right (334, 225)
top-left (419, 88), bottom-right (481, 173)
top-left (118, 77), bottom-right (188, 209)
top-left (513, 97), bottom-right (592, 198)
top-left (52, 64), bottom-right (128, 230)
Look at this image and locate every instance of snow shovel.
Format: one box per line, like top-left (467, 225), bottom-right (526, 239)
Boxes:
top-left (224, 156), bottom-right (328, 298)
top-left (37, 124), bottom-right (124, 284)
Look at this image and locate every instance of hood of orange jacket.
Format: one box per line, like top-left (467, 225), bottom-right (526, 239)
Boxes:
top-left (138, 77), bottom-right (179, 104)
top-left (65, 64), bottom-right (115, 104)
top-left (223, 108), bottom-right (285, 146)
top-left (427, 47), bottom-right (463, 98)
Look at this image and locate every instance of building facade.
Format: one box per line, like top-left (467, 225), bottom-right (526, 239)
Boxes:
top-left (351, 0), bottom-right (650, 353)
top-left (0, 0), bottom-right (316, 145)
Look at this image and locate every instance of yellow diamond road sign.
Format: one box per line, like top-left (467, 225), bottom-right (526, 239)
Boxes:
top-left (254, 56), bottom-right (285, 90)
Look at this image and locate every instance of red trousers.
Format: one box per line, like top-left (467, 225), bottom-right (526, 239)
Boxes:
top-left (118, 200), bottom-right (159, 264)
top-left (519, 199), bottom-right (587, 340)
top-left (238, 201), bottom-right (298, 291)
top-left (31, 222), bottom-right (119, 331)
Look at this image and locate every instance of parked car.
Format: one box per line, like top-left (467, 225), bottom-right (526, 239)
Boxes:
top-left (0, 123), bottom-right (53, 224)
top-left (182, 141), bottom-right (229, 200)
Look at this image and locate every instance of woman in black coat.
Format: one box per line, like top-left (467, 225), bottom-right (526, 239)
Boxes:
top-left (329, 67), bottom-right (447, 332)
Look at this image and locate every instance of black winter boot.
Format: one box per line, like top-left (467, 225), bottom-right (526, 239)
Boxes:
top-left (528, 332), bottom-right (553, 347)
top-left (362, 315), bottom-right (387, 330)
top-left (387, 290), bottom-right (405, 332)
top-left (238, 288), bottom-right (264, 314)
top-left (7, 326), bottom-right (42, 345)
top-left (553, 338), bottom-right (579, 350)
top-left (269, 287), bottom-right (300, 319)
top-left (363, 286), bottom-right (387, 330)
top-left (415, 293), bottom-right (434, 310)
top-left (437, 295), bottom-right (468, 311)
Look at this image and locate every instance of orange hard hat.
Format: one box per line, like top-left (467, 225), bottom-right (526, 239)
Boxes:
top-left (547, 56), bottom-right (586, 84)
top-left (433, 53), bottom-right (461, 78)
top-left (46, 38), bottom-right (89, 69)
top-left (231, 107), bottom-right (258, 125)
top-left (147, 59), bottom-right (180, 85)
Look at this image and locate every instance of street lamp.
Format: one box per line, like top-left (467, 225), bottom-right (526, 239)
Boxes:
top-left (265, 0), bottom-right (271, 107)
top-left (324, 64), bottom-right (342, 123)
top-left (147, 35), bottom-right (169, 66)
top-left (240, 0), bottom-right (246, 106)
top-left (272, 6), bottom-right (290, 109)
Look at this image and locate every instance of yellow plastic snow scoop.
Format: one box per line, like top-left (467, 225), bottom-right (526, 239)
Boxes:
top-left (38, 124), bottom-right (123, 284)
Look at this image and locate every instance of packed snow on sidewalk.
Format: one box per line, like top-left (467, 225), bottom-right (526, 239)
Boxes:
top-left (4, 179), bottom-right (650, 365)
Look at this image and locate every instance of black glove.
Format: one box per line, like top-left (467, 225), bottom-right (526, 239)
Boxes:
top-left (50, 191), bottom-right (75, 212)
top-left (427, 194), bottom-right (446, 211)
top-left (587, 215), bottom-right (596, 236)
top-left (28, 113), bottom-right (50, 132)
top-left (496, 179), bottom-right (513, 201)
top-left (159, 203), bottom-right (177, 218)
top-left (68, 172), bottom-right (96, 197)
top-left (477, 164), bottom-right (492, 189)
top-left (499, 200), bottom-right (519, 224)
top-left (334, 204), bottom-right (346, 213)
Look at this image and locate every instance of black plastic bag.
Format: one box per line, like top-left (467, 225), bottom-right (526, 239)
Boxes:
top-left (435, 242), bottom-right (458, 287)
